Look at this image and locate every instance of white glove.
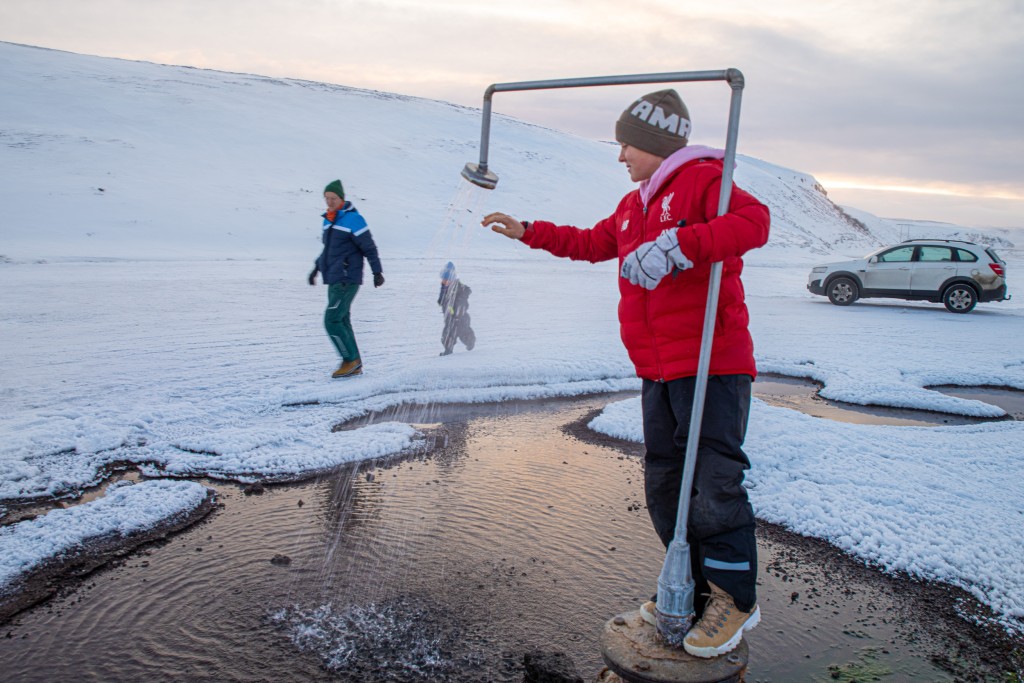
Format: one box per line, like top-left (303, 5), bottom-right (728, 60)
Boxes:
top-left (620, 229), bottom-right (694, 290)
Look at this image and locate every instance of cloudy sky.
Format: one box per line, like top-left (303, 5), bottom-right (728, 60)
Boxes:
top-left (2, 0), bottom-right (1022, 228)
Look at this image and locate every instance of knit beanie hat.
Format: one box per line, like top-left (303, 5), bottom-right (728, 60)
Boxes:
top-left (324, 179), bottom-right (345, 200)
top-left (615, 89), bottom-right (691, 158)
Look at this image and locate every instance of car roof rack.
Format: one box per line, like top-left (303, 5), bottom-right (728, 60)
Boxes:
top-left (900, 238), bottom-right (976, 245)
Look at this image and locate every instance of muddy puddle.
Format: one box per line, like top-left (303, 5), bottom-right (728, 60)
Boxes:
top-left (1, 388), bottom-right (1016, 682)
top-left (930, 384), bottom-right (1024, 421)
top-left (755, 374), bottom-right (1006, 426)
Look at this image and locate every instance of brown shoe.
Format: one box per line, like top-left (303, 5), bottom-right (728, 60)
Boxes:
top-left (639, 600), bottom-right (657, 627)
top-left (331, 359), bottom-right (363, 378)
top-left (682, 582), bottom-right (760, 659)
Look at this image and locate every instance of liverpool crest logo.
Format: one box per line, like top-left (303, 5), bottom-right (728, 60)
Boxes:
top-left (660, 193), bottom-right (675, 223)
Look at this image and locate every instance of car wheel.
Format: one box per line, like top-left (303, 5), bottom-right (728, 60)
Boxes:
top-left (826, 276), bottom-right (858, 306)
top-left (943, 283), bottom-right (977, 313)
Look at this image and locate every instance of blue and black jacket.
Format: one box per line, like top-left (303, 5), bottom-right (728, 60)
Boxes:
top-left (315, 202), bottom-right (382, 285)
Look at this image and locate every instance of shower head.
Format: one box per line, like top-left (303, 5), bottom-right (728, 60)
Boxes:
top-left (461, 162), bottom-right (498, 190)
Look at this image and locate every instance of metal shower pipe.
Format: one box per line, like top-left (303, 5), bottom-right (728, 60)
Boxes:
top-left (462, 69), bottom-right (743, 191)
top-left (462, 69), bottom-right (746, 648)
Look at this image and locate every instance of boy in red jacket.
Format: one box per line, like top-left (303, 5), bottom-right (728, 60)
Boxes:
top-left (482, 89), bottom-right (769, 658)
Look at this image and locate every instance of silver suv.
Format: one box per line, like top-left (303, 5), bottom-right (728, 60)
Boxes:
top-left (807, 239), bottom-right (1010, 313)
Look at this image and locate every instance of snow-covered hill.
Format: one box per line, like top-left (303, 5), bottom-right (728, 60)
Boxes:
top-left (0, 40), bottom-right (949, 264)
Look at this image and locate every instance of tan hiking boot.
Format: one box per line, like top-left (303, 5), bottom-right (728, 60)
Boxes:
top-left (331, 359), bottom-right (363, 378)
top-left (682, 582), bottom-right (760, 658)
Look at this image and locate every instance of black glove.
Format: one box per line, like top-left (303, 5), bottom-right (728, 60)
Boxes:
top-left (374, 272), bottom-right (385, 288)
top-left (307, 268), bottom-right (318, 286)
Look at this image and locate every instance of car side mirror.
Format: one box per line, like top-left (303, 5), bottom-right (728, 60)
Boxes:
top-left (868, 256), bottom-right (878, 264)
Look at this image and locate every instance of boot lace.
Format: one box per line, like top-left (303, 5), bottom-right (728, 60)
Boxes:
top-left (693, 592), bottom-right (732, 637)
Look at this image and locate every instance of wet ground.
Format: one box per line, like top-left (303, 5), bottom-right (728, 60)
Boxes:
top-left (756, 374), bottom-right (1014, 427)
top-left (0, 381), bottom-right (1021, 682)
top-left (929, 384), bottom-right (1024, 421)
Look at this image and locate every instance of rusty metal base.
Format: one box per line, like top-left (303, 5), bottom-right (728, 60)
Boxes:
top-left (599, 610), bottom-right (747, 683)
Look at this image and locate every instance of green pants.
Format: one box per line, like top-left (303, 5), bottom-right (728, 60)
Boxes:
top-left (324, 283), bottom-right (360, 362)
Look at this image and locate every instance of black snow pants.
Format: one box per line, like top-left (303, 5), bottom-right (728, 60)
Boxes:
top-left (442, 313), bottom-right (475, 353)
top-left (642, 374), bottom-right (758, 614)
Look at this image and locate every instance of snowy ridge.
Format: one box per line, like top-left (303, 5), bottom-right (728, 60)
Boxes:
top-left (2, 40), bottom-right (932, 264)
top-left (842, 208), bottom-right (1022, 250)
top-left (736, 157), bottom-right (901, 257)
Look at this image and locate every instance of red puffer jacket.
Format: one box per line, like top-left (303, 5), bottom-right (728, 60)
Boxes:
top-left (521, 156), bottom-right (770, 382)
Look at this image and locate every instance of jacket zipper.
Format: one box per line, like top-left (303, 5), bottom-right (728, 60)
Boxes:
top-left (639, 203), bottom-right (666, 381)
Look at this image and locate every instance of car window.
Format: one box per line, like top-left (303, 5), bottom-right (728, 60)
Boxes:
top-left (986, 248), bottom-right (1004, 264)
top-left (877, 246), bottom-right (915, 263)
top-left (918, 246), bottom-right (953, 262)
top-left (956, 248), bottom-right (978, 262)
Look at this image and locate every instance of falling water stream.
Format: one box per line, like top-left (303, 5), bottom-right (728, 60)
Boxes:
top-left (0, 379), bottom-right (1015, 682)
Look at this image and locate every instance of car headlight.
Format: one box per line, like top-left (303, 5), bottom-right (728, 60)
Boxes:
top-left (811, 266), bottom-right (827, 274)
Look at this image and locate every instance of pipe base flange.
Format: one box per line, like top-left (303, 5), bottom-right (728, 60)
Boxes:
top-left (599, 610), bottom-right (747, 683)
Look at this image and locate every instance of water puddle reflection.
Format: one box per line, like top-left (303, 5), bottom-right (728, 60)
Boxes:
top-left (0, 394), bottom-right (984, 681)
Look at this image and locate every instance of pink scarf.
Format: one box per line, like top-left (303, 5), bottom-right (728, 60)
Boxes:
top-left (639, 145), bottom-right (726, 208)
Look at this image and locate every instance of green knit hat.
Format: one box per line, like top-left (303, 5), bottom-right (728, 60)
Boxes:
top-left (324, 179), bottom-right (345, 200)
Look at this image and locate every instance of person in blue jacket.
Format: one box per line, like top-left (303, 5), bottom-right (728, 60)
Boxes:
top-left (308, 179), bottom-right (384, 378)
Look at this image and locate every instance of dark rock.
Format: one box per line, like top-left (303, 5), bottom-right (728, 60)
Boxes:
top-left (270, 554), bottom-right (291, 566)
top-left (242, 483), bottom-right (265, 496)
top-left (523, 649), bottom-right (584, 683)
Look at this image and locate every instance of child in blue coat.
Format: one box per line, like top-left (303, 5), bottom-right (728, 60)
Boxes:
top-left (437, 262), bottom-right (475, 356)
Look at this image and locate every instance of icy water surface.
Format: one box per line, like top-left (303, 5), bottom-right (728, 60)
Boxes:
top-left (0, 391), bottom-right (980, 681)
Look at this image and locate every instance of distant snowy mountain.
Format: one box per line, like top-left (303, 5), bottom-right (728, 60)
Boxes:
top-left (0, 40), bottom-right (998, 264)
top-left (844, 210), bottom-right (1021, 251)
